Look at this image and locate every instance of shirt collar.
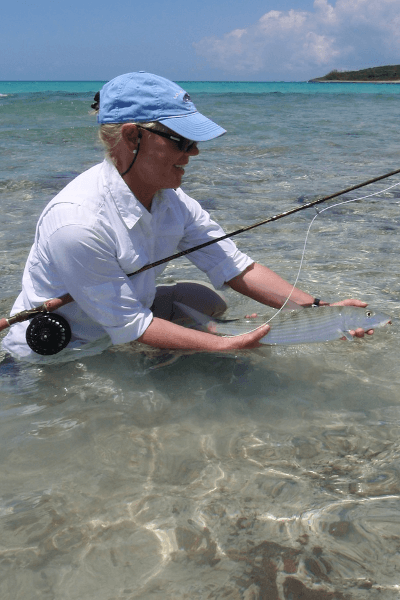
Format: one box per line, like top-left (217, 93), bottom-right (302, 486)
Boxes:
top-left (102, 159), bottom-right (170, 228)
top-left (103, 159), bottom-right (148, 229)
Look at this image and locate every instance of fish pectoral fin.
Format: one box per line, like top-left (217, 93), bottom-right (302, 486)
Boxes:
top-left (340, 329), bottom-right (354, 341)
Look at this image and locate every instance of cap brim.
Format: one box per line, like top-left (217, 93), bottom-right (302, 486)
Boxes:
top-left (158, 111), bottom-right (226, 142)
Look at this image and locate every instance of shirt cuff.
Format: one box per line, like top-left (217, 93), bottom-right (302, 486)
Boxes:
top-left (104, 309), bottom-right (153, 345)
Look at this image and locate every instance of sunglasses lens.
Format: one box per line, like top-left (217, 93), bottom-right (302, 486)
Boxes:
top-left (145, 127), bottom-right (195, 152)
top-left (181, 139), bottom-right (195, 152)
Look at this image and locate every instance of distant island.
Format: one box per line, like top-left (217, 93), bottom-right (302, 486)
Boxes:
top-left (310, 64), bottom-right (400, 83)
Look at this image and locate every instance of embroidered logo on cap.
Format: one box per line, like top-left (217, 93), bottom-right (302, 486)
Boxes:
top-left (174, 91), bottom-right (192, 102)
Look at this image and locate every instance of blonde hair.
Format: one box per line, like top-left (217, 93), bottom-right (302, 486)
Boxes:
top-left (98, 121), bottom-right (159, 161)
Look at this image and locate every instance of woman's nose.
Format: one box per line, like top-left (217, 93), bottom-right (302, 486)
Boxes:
top-left (187, 143), bottom-right (199, 156)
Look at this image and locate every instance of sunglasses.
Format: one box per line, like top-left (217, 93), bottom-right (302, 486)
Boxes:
top-left (138, 126), bottom-right (196, 153)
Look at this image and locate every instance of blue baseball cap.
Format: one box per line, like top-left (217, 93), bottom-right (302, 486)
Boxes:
top-left (98, 72), bottom-right (226, 142)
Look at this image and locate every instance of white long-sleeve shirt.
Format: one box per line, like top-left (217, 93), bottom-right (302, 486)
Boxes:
top-left (3, 159), bottom-right (252, 361)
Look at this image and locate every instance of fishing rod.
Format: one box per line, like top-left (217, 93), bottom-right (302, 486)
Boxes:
top-left (1, 166), bottom-right (400, 354)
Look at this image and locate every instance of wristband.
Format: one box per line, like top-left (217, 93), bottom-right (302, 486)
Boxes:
top-left (312, 298), bottom-right (321, 307)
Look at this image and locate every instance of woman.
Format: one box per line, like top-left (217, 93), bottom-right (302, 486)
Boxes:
top-left (2, 72), bottom-right (370, 362)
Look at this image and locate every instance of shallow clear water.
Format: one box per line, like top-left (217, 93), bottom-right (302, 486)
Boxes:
top-left (0, 83), bottom-right (400, 599)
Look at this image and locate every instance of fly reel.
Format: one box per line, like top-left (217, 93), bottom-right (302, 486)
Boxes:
top-left (26, 313), bottom-right (71, 355)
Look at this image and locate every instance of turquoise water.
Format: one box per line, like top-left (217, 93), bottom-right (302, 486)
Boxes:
top-left (0, 82), bottom-right (400, 599)
top-left (0, 81), bottom-right (107, 94)
top-left (2, 80), bottom-right (400, 95)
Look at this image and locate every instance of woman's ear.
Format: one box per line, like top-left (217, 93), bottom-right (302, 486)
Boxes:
top-left (121, 124), bottom-right (140, 151)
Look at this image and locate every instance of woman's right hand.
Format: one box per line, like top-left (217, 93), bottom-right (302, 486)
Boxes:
top-left (217, 323), bottom-right (270, 351)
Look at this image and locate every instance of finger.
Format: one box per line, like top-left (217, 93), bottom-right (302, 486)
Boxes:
top-left (348, 328), bottom-right (366, 338)
top-left (330, 299), bottom-right (368, 308)
top-left (243, 323), bottom-right (270, 348)
top-left (355, 328), bottom-right (374, 336)
top-left (253, 323), bottom-right (270, 339)
top-left (342, 327), bottom-right (374, 340)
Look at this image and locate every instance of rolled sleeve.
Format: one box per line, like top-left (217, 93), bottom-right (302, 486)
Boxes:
top-left (206, 251), bottom-right (254, 289)
top-left (105, 308), bottom-right (153, 345)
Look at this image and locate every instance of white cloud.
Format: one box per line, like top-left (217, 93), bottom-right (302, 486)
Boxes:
top-left (303, 31), bottom-right (339, 64)
top-left (193, 0), bottom-right (400, 80)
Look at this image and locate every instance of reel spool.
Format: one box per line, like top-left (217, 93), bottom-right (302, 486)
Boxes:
top-left (26, 313), bottom-right (71, 355)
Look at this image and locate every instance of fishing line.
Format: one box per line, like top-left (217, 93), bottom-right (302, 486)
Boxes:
top-left (264, 179), bottom-right (400, 325)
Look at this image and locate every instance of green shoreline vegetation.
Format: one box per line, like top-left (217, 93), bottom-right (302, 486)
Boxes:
top-left (310, 64), bottom-right (400, 83)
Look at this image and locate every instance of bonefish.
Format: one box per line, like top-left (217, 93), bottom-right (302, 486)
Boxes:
top-left (174, 302), bottom-right (391, 346)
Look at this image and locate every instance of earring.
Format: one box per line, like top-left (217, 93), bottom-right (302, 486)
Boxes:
top-left (132, 149), bottom-right (137, 155)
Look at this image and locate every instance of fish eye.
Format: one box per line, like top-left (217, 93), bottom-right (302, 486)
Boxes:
top-left (365, 310), bottom-right (372, 317)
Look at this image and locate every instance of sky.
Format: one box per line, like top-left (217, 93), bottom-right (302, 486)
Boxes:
top-left (2, 0), bottom-right (400, 81)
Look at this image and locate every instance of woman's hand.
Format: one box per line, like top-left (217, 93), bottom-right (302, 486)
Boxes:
top-left (328, 298), bottom-right (374, 338)
top-left (218, 323), bottom-right (271, 350)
